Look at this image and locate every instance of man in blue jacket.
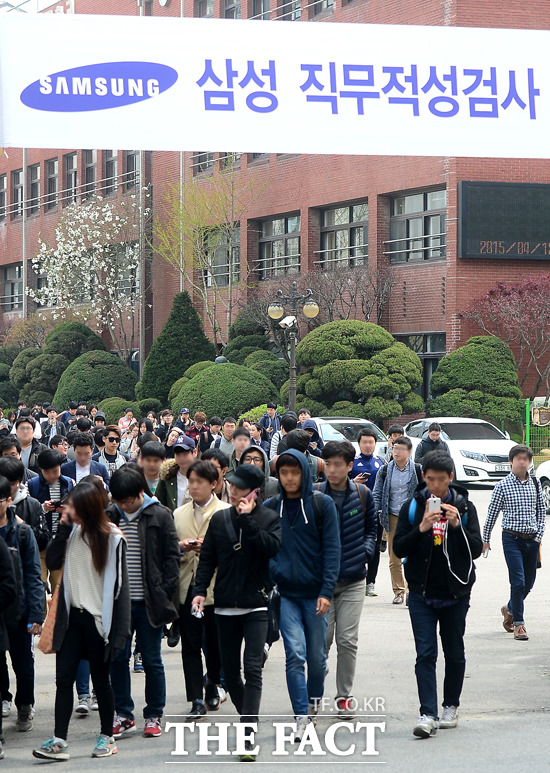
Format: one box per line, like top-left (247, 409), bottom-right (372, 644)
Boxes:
top-left (0, 475), bottom-right (43, 733)
top-left (259, 403), bottom-right (281, 438)
top-left (61, 433), bottom-right (109, 488)
top-left (317, 440), bottom-right (377, 719)
top-left (266, 450), bottom-right (340, 742)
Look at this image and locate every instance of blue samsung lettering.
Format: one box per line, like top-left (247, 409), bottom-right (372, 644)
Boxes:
top-left (20, 61), bottom-right (178, 112)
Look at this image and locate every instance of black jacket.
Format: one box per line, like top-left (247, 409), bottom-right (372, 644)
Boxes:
top-left (24, 439), bottom-right (47, 474)
top-left (414, 437), bottom-right (451, 464)
top-left (106, 497), bottom-right (180, 628)
top-left (46, 523), bottom-right (131, 661)
top-left (0, 538), bottom-right (16, 652)
top-left (193, 503), bottom-right (282, 609)
top-left (393, 483), bottom-right (483, 599)
top-left (13, 491), bottom-right (50, 551)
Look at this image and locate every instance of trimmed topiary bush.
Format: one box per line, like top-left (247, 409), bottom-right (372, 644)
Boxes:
top-left (226, 346), bottom-right (262, 366)
top-left (138, 398), bottom-right (162, 417)
top-left (238, 404), bottom-right (286, 423)
top-left (173, 363), bottom-right (278, 420)
top-left (10, 348), bottom-right (41, 392)
top-left (0, 345), bottom-right (22, 367)
top-left (228, 312), bottom-right (265, 340)
top-left (330, 401), bottom-right (367, 419)
top-left (296, 320), bottom-right (394, 367)
top-left (26, 390), bottom-right (54, 407)
top-left (244, 350), bottom-right (279, 368)
top-left (98, 398), bottom-right (140, 426)
top-left (44, 322), bottom-right (106, 362)
top-left (169, 377), bottom-right (190, 406)
top-left (248, 360), bottom-right (288, 390)
top-left (53, 350), bottom-right (138, 407)
top-left (183, 361), bottom-right (216, 380)
top-left (140, 292), bottom-right (216, 405)
top-left (25, 353), bottom-right (70, 395)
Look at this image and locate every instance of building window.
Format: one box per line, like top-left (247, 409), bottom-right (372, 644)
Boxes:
top-left (249, 152), bottom-right (268, 162)
top-left (63, 153), bottom-right (77, 206)
top-left (192, 152), bottom-right (214, 174)
top-left (83, 150), bottom-right (96, 199)
top-left (3, 264), bottom-right (23, 311)
top-left (219, 152), bottom-right (241, 169)
top-left (0, 175), bottom-right (6, 221)
top-left (258, 215), bottom-right (300, 279)
top-left (45, 159), bottom-right (58, 210)
top-left (224, 0), bottom-right (241, 17)
top-left (251, 0), bottom-right (269, 18)
top-left (124, 151), bottom-right (140, 191)
top-left (28, 164), bottom-right (40, 215)
top-left (103, 150), bottom-right (117, 195)
top-left (317, 202), bottom-right (368, 269)
top-left (195, 0), bottom-right (213, 15)
top-left (394, 333), bottom-right (446, 401)
top-left (205, 226), bottom-right (241, 287)
top-left (278, 0), bottom-right (300, 19)
top-left (387, 189), bottom-right (446, 263)
top-left (11, 170), bottom-right (23, 219)
top-left (312, 0), bottom-right (333, 14)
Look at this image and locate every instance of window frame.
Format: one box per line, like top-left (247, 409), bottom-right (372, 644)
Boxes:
top-left (192, 152), bottom-right (214, 175)
top-left (104, 150), bottom-right (118, 196)
top-left (316, 201), bottom-right (368, 269)
top-left (11, 169), bottom-right (23, 220)
top-left (0, 174), bottom-right (6, 222)
top-left (387, 189), bottom-right (447, 264)
top-left (63, 152), bottom-right (78, 206)
top-left (3, 264), bottom-right (23, 311)
top-left (250, 0), bottom-right (270, 18)
top-left (205, 226), bottom-right (241, 288)
top-left (224, 0), bottom-right (241, 18)
top-left (27, 163), bottom-right (41, 216)
top-left (394, 332), bottom-right (447, 401)
top-left (124, 151), bottom-right (140, 191)
top-left (257, 214), bottom-right (301, 280)
top-left (45, 158), bottom-right (58, 211)
top-left (195, 0), bottom-right (213, 15)
top-left (83, 150), bottom-right (97, 200)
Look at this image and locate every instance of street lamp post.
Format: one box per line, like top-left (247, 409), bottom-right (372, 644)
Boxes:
top-left (267, 281), bottom-right (319, 413)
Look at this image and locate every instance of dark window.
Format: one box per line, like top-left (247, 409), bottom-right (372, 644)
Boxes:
top-left (83, 150), bottom-right (96, 199)
top-left (249, 153), bottom-right (268, 162)
top-left (195, 0), bottom-right (213, 14)
top-left (3, 264), bottom-right (23, 310)
top-left (11, 169), bottom-right (23, 219)
top-left (104, 150), bottom-right (117, 195)
top-left (278, 0), bottom-right (300, 19)
top-left (0, 174), bottom-right (7, 221)
top-left (439, 422), bottom-right (505, 441)
top-left (251, 0), bottom-right (270, 18)
top-left (258, 215), bottom-right (300, 279)
top-left (317, 202), bottom-right (368, 269)
top-left (124, 151), bottom-right (139, 190)
top-left (312, 0), bottom-right (333, 14)
top-left (45, 159), bottom-right (58, 210)
top-left (64, 153), bottom-right (77, 206)
top-left (192, 152), bottom-right (214, 174)
top-left (28, 164), bottom-right (40, 215)
top-left (219, 152), bottom-right (241, 169)
top-left (394, 333), bottom-right (446, 401)
top-left (224, 0), bottom-right (241, 17)
top-left (205, 226), bottom-right (241, 287)
top-left (387, 189), bottom-right (446, 263)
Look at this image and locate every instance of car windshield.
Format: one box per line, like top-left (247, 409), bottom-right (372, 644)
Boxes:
top-left (439, 422), bottom-right (505, 441)
top-left (320, 421), bottom-right (386, 443)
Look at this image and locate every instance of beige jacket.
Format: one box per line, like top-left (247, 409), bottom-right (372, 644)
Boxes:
top-left (173, 494), bottom-right (230, 607)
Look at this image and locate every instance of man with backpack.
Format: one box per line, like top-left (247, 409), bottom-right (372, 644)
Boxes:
top-left (317, 441), bottom-right (377, 719)
top-left (372, 436), bottom-right (422, 605)
top-left (266, 450), bottom-right (340, 742)
top-left (0, 474), bottom-right (44, 733)
top-left (210, 417), bottom-right (237, 457)
top-left (393, 451), bottom-right (482, 739)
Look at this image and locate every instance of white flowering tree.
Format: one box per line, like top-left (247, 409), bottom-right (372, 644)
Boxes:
top-left (29, 193), bottom-right (150, 363)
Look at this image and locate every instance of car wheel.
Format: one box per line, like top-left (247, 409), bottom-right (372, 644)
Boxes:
top-left (540, 478), bottom-right (550, 512)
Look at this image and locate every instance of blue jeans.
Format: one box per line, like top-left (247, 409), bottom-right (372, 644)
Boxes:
top-left (408, 592), bottom-right (470, 720)
top-left (76, 660), bottom-right (90, 698)
top-left (279, 596), bottom-right (328, 717)
top-left (502, 532), bottom-right (539, 626)
top-left (110, 601), bottom-right (166, 720)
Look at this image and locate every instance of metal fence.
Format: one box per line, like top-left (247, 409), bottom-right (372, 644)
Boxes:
top-left (524, 398), bottom-right (550, 469)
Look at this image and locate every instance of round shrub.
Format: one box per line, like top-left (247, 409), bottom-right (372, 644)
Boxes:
top-left (249, 360), bottom-right (288, 389)
top-left (330, 401), bottom-right (366, 419)
top-left (169, 377), bottom-right (190, 406)
top-left (98, 398), bottom-right (140, 426)
top-left (0, 364), bottom-right (10, 381)
top-left (44, 322), bottom-right (106, 362)
top-left (0, 345), bottom-right (23, 367)
top-left (363, 397), bottom-right (403, 424)
top-left (53, 350), bottom-right (138, 407)
top-left (25, 390), bottom-right (53, 407)
top-left (224, 335), bottom-right (269, 360)
top-left (173, 363), bottom-right (278, 420)
top-left (184, 361), bottom-right (216, 380)
top-left (228, 312), bottom-right (265, 340)
top-left (296, 320), bottom-right (393, 367)
top-left (9, 348), bottom-right (41, 392)
top-left (225, 346), bottom-right (261, 366)
top-left (138, 398), bottom-right (162, 416)
top-left (238, 404), bottom-right (286, 423)
top-left (244, 350), bottom-right (279, 368)
top-left (0, 380), bottom-right (18, 406)
top-left (25, 353), bottom-right (70, 395)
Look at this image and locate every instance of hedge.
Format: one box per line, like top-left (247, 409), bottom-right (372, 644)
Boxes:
top-left (10, 348), bottom-right (41, 392)
top-left (248, 360), bottom-right (289, 389)
top-left (24, 353), bottom-right (70, 396)
top-left (43, 322), bottom-right (106, 362)
top-left (173, 363), bottom-right (278, 420)
top-left (238, 404), bottom-right (286, 423)
top-left (184, 361), bottom-right (216, 380)
top-left (244, 350), bottom-right (279, 368)
top-left (169, 377), bottom-right (190, 406)
top-left (98, 398), bottom-right (140, 426)
top-left (53, 350), bottom-right (138, 407)
top-left (137, 398), bottom-right (163, 417)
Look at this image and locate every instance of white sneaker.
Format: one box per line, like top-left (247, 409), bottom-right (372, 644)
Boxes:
top-left (365, 583), bottom-right (377, 597)
top-left (91, 692), bottom-right (99, 711)
top-left (413, 714), bottom-right (439, 738)
top-left (1, 700), bottom-right (11, 718)
top-left (75, 696), bottom-right (91, 715)
top-left (439, 706), bottom-right (459, 729)
top-left (293, 716), bottom-right (311, 742)
top-left (217, 686), bottom-right (227, 704)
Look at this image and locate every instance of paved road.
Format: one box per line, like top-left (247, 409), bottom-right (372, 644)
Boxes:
top-left (3, 486), bottom-right (550, 771)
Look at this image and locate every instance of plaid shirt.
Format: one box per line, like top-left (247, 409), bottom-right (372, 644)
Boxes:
top-left (483, 473), bottom-right (546, 543)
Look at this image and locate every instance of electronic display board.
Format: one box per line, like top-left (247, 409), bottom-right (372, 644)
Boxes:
top-left (458, 181), bottom-right (550, 260)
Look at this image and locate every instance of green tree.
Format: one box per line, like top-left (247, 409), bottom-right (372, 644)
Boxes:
top-left (53, 350), bottom-right (138, 407)
top-left (97, 398), bottom-right (140, 425)
top-left (428, 336), bottom-right (523, 424)
top-left (173, 363), bottom-right (278, 420)
top-left (44, 322), bottom-right (106, 362)
top-left (9, 348), bottom-right (41, 393)
top-left (140, 292), bottom-right (216, 405)
top-left (23, 353), bottom-right (71, 400)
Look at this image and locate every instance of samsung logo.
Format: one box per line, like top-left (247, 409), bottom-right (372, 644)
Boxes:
top-left (20, 61), bottom-right (178, 112)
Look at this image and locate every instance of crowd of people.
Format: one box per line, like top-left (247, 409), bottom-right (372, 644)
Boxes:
top-left (0, 399), bottom-right (544, 760)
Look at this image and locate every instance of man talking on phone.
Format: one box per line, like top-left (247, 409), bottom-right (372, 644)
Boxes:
top-left (393, 451), bottom-right (482, 740)
top-left (192, 464), bottom-right (281, 762)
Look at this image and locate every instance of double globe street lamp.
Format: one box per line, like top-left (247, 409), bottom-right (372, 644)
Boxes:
top-left (268, 281), bottom-right (319, 413)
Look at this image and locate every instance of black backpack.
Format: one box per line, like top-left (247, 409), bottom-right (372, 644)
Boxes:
top-left (4, 523), bottom-right (30, 632)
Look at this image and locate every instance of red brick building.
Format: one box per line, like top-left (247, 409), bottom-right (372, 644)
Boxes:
top-left (0, 0), bottom-right (549, 399)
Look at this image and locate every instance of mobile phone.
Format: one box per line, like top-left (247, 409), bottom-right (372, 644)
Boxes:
top-left (358, 472), bottom-right (370, 480)
top-left (51, 500), bottom-right (62, 509)
top-left (188, 540), bottom-right (198, 546)
top-left (245, 489), bottom-right (259, 503)
top-left (428, 495), bottom-right (441, 514)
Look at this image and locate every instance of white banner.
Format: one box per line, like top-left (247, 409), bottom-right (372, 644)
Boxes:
top-left (0, 14), bottom-right (549, 157)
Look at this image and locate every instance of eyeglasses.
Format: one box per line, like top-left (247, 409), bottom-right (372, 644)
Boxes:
top-left (106, 436), bottom-right (121, 444)
top-left (245, 457), bottom-right (264, 466)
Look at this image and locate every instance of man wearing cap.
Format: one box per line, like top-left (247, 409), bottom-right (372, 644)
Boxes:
top-left (176, 409), bottom-right (192, 433)
top-left (94, 411), bottom-right (107, 428)
top-left (156, 435), bottom-right (197, 512)
top-left (192, 464), bottom-right (282, 762)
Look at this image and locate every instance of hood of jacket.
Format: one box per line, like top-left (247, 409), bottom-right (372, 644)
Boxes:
top-left (301, 419), bottom-right (321, 443)
top-left (12, 483), bottom-right (28, 506)
top-left (239, 444), bottom-right (272, 487)
top-left (160, 459), bottom-right (179, 481)
top-left (276, 448), bottom-right (313, 503)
